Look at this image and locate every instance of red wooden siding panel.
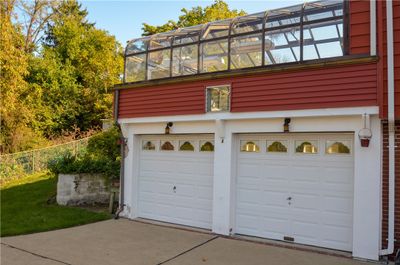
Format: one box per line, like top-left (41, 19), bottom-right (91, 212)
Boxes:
top-left (349, 0), bottom-right (370, 55)
top-left (118, 83), bottom-right (206, 118)
top-left (118, 63), bottom-right (378, 118)
top-left (230, 63), bottom-right (377, 113)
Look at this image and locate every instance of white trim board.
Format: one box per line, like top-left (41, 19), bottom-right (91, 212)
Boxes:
top-left (118, 106), bottom-right (379, 124)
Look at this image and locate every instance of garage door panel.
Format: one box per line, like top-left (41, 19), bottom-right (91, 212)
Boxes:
top-left (324, 172), bottom-right (353, 185)
top-left (138, 135), bottom-right (214, 230)
top-left (291, 194), bottom-right (320, 211)
top-left (197, 186), bottom-right (213, 199)
top-left (322, 212), bottom-right (352, 228)
top-left (236, 133), bottom-right (354, 252)
top-left (237, 189), bottom-right (263, 204)
top-left (321, 226), bottom-right (352, 250)
top-left (323, 196), bottom-right (352, 213)
top-left (177, 161), bottom-right (208, 175)
top-left (139, 191), bottom-right (158, 202)
top-left (236, 215), bottom-right (261, 233)
top-left (140, 159), bottom-right (174, 173)
top-left (237, 163), bottom-right (261, 179)
top-left (192, 209), bottom-right (212, 223)
top-left (259, 190), bottom-right (288, 207)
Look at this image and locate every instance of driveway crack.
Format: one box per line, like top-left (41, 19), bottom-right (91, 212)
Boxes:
top-left (156, 235), bottom-right (219, 265)
top-left (1, 242), bottom-right (72, 265)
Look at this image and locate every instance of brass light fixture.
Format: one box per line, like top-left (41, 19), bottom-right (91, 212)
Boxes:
top-left (283, 118), bottom-right (291, 133)
top-left (165, 122), bottom-right (173, 134)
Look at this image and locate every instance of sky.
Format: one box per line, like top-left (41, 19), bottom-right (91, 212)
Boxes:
top-left (80, 0), bottom-right (305, 46)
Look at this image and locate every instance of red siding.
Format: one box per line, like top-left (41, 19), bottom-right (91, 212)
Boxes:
top-left (379, 0), bottom-right (400, 119)
top-left (118, 63), bottom-right (378, 118)
top-left (349, 0), bottom-right (371, 55)
top-left (119, 82), bottom-right (206, 118)
top-left (230, 63), bottom-right (377, 113)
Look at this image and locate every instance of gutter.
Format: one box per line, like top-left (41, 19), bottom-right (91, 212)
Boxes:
top-left (113, 89), bottom-right (126, 219)
top-left (380, 0), bottom-right (395, 256)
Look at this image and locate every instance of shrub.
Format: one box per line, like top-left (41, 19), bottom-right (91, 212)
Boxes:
top-left (48, 126), bottom-right (121, 179)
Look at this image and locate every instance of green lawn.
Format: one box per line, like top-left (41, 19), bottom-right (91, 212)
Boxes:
top-left (1, 172), bottom-right (111, 237)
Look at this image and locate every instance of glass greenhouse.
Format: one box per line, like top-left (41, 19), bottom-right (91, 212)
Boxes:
top-left (124, 0), bottom-right (345, 83)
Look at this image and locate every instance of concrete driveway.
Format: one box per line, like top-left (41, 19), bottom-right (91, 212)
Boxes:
top-left (1, 219), bottom-right (378, 265)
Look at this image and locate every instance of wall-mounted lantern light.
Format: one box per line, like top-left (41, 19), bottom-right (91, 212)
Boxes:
top-left (283, 118), bottom-right (291, 133)
top-left (165, 122), bottom-right (173, 134)
top-left (358, 114), bottom-right (372, 147)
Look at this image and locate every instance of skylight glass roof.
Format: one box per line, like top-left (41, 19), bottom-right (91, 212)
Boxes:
top-left (124, 0), bottom-right (345, 83)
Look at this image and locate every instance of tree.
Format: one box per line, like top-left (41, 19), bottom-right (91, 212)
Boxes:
top-left (1, 0), bottom-right (123, 154)
top-left (28, 0), bottom-right (123, 137)
top-left (16, 0), bottom-right (56, 53)
top-left (0, 0), bottom-right (45, 153)
top-left (142, 0), bottom-right (246, 36)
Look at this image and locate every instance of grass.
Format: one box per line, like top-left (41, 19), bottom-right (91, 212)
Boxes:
top-left (1, 172), bottom-right (111, 237)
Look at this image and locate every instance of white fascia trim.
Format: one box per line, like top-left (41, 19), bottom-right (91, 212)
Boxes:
top-left (118, 106), bottom-right (379, 124)
top-left (370, 0), bottom-right (377, 56)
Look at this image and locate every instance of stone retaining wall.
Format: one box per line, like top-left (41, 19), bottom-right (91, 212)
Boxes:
top-left (57, 173), bottom-right (110, 206)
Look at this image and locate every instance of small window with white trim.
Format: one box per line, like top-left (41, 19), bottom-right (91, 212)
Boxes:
top-left (326, 140), bottom-right (351, 154)
top-left (240, 140), bottom-right (260, 152)
top-left (142, 140), bottom-right (156, 151)
top-left (179, 141), bottom-right (195, 151)
top-left (295, 140), bottom-right (318, 154)
top-left (200, 140), bottom-right (214, 152)
top-left (206, 85), bottom-right (230, 112)
top-left (161, 141), bottom-right (174, 151)
top-left (267, 140), bottom-right (288, 153)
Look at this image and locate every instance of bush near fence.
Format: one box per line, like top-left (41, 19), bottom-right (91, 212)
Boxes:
top-left (0, 138), bottom-right (90, 184)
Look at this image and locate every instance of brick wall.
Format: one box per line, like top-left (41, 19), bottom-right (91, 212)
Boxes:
top-left (381, 120), bottom-right (400, 259)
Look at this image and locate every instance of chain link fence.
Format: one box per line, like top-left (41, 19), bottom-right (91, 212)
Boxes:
top-left (0, 137), bottom-right (91, 184)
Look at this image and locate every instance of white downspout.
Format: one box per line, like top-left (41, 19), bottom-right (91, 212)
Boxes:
top-left (370, 0), bottom-right (376, 56)
top-left (380, 0), bottom-right (395, 256)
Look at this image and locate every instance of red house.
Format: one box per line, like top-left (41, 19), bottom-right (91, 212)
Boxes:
top-left (114, 0), bottom-right (399, 261)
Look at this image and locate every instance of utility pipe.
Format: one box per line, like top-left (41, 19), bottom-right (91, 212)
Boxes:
top-left (113, 89), bottom-right (126, 219)
top-left (380, 0), bottom-right (395, 256)
top-left (114, 131), bottom-right (126, 219)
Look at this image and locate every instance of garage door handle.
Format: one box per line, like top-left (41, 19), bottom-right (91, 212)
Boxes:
top-left (287, 197), bottom-right (292, 201)
top-left (173, 186), bottom-right (176, 193)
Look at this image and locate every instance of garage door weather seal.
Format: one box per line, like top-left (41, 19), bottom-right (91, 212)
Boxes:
top-left (156, 235), bottom-right (219, 265)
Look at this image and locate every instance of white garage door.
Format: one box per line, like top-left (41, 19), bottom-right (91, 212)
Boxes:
top-left (236, 133), bottom-right (354, 251)
top-left (138, 135), bottom-right (214, 229)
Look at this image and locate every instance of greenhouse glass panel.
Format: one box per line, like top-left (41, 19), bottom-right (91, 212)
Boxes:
top-left (264, 27), bottom-right (300, 64)
top-left (304, 0), bottom-right (343, 22)
top-left (231, 12), bottom-right (264, 35)
top-left (200, 39), bottom-right (228, 72)
top-left (123, 0), bottom-right (346, 84)
top-left (148, 49), bottom-right (171, 79)
top-left (173, 25), bottom-right (203, 45)
top-left (125, 54), bottom-right (146, 82)
top-left (149, 33), bottom-right (173, 50)
top-left (303, 45), bottom-right (319, 60)
top-left (172, 44), bottom-right (198, 76)
top-left (265, 4), bottom-right (302, 29)
top-left (126, 38), bottom-right (148, 55)
top-left (230, 33), bottom-right (262, 69)
top-left (302, 18), bottom-right (343, 60)
top-left (202, 20), bottom-right (230, 40)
